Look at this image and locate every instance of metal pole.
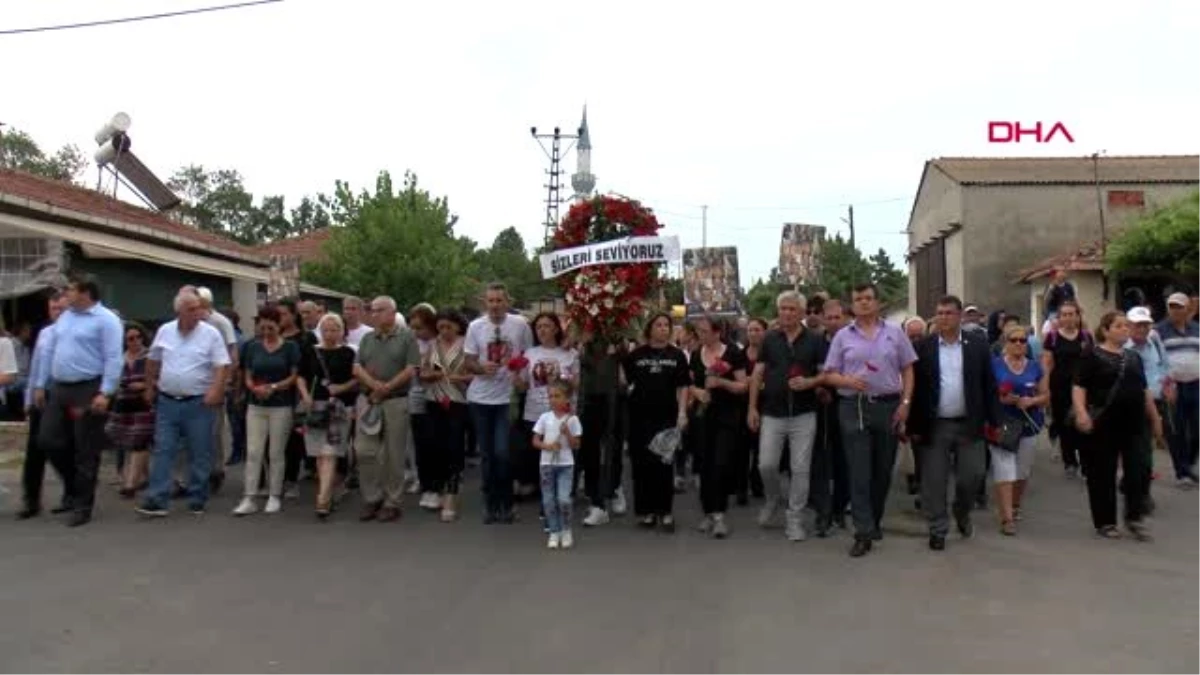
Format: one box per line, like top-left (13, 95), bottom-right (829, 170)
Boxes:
top-left (1092, 152), bottom-right (1110, 299)
top-left (701, 205), bottom-right (708, 248)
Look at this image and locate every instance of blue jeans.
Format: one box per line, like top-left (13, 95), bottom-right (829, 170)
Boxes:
top-left (540, 464), bottom-right (573, 533)
top-left (1169, 382), bottom-right (1199, 479)
top-left (471, 403), bottom-right (513, 515)
top-left (145, 396), bottom-right (216, 508)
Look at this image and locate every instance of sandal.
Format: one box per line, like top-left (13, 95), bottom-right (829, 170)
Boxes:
top-left (1000, 520), bottom-right (1017, 536)
top-left (1096, 525), bottom-right (1122, 539)
top-left (315, 497), bottom-right (332, 519)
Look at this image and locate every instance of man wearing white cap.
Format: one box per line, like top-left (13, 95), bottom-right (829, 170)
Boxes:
top-left (1125, 306), bottom-right (1169, 505)
top-left (1157, 292), bottom-right (1199, 486)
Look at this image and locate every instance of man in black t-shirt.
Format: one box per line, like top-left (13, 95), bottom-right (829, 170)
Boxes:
top-left (748, 291), bottom-right (828, 542)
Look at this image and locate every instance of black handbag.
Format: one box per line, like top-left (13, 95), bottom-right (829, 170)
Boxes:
top-left (994, 416), bottom-right (1026, 452)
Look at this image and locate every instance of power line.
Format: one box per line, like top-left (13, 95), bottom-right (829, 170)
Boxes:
top-left (0, 0), bottom-right (284, 36)
top-left (661, 195), bottom-right (911, 213)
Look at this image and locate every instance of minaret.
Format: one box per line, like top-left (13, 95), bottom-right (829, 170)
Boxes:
top-left (571, 105), bottom-right (596, 200)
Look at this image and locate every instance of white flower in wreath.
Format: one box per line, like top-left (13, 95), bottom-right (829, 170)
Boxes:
top-left (588, 304), bottom-right (601, 316)
top-left (604, 281), bottom-right (616, 293)
top-left (603, 297), bottom-right (615, 309)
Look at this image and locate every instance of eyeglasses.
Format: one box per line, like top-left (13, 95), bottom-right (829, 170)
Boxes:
top-left (1008, 337), bottom-right (1027, 344)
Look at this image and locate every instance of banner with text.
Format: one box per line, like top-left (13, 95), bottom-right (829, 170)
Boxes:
top-left (539, 235), bottom-right (681, 279)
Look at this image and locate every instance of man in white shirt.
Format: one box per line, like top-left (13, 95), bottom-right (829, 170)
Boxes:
top-left (463, 282), bottom-right (533, 524)
top-left (137, 290), bottom-right (231, 516)
top-left (196, 287), bottom-right (239, 491)
top-left (342, 296), bottom-right (374, 349)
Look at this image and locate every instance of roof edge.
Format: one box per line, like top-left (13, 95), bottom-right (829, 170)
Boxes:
top-left (0, 192), bottom-right (267, 267)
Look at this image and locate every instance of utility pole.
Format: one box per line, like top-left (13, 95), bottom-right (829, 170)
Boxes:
top-left (1092, 150), bottom-right (1109, 299)
top-left (843, 205), bottom-right (856, 249)
top-left (701, 204), bottom-right (708, 248)
top-left (531, 125), bottom-right (580, 245)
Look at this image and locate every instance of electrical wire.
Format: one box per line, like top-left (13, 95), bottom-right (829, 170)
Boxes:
top-left (0, 0), bottom-right (284, 36)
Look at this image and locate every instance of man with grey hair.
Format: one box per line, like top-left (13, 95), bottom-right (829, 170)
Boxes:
top-left (748, 290), bottom-right (828, 541)
top-left (299, 300), bottom-right (322, 339)
top-left (195, 287), bottom-right (239, 491)
top-left (341, 296), bottom-right (374, 349)
top-left (353, 296), bottom-right (421, 522)
top-left (137, 290), bottom-right (230, 516)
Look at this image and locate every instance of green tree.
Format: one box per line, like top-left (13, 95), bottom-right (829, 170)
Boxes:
top-left (474, 227), bottom-right (552, 307)
top-left (660, 276), bottom-right (684, 306)
top-left (303, 171), bottom-right (480, 310)
top-left (0, 127), bottom-right (88, 183)
top-left (868, 248), bottom-right (907, 304)
top-left (819, 234), bottom-right (874, 300)
top-left (167, 165), bottom-right (331, 245)
top-left (744, 277), bottom-right (786, 319)
top-left (1107, 190), bottom-right (1200, 276)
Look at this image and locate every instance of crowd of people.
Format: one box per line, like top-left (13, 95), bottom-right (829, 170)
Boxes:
top-left (9, 271), bottom-right (1198, 557)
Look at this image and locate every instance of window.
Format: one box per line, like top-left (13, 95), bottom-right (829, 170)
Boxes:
top-left (1107, 190), bottom-right (1145, 207)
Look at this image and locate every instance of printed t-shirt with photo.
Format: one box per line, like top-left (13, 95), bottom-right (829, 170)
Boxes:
top-left (464, 314), bottom-right (533, 405)
top-left (522, 345), bottom-right (579, 422)
top-left (533, 410), bottom-right (582, 466)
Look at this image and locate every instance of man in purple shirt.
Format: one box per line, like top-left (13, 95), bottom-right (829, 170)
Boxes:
top-left (823, 283), bottom-right (918, 557)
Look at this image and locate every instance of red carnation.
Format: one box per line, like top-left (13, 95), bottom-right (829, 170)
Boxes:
top-left (437, 395), bottom-right (452, 411)
top-left (507, 353), bottom-right (530, 372)
top-left (788, 365), bottom-right (805, 379)
top-left (710, 360), bottom-right (732, 376)
top-left (999, 382), bottom-right (1014, 396)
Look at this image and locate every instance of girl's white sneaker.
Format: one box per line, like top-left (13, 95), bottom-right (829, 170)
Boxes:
top-left (265, 496), bottom-right (283, 514)
top-left (560, 529), bottom-right (574, 549)
top-left (232, 497), bottom-right (258, 516)
top-left (547, 532), bottom-right (561, 549)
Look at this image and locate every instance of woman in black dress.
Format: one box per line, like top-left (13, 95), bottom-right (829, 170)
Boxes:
top-left (737, 318), bottom-right (770, 503)
top-left (296, 314), bottom-right (358, 518)
top-left (1072, 310), bottom-right (1164, 540)
top-left (1041, 300), bottom-right (1093, 478)
top-left (622, 312), bottom-right (690, 532)
top-left (688, 315), bottom-right (749, 538)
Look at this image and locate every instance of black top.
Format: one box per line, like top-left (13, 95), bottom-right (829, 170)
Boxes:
top-left (623, 344), bottom-right (690, 417)
top-left (1046, 329), bottom-right (1093, 410)
top-left (1074, 347), bottom-right (1147, 421)
top-left (689, 342), bottom-right (749, 425)
top-left (756, 328), bottom-right (827, 418)
top-left (299, 344), bottom-right (357, 406)
top-left (243, 339), bottom-right (302, 408)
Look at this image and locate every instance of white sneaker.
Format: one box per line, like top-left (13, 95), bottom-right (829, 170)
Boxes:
top-left (582, 506), bottom-right (610, 527)
top-left (265, 496), bottom-right (283, 514)
top-left (785, 518), bottom-right (808, 542)
top-left (404, 472), bottom-right (421, 495)
top-left (757, 498), bottom-right (780, 528)
top-left (419, 492), bottom-right (440, 510)
top-left (610, 487), bottom-right (627, 516)
top-left (232, 497), bottom-right (259, 516)
top-left (560, 529), bottom-right (574, 549)
top-left (547, 532), bottom-right (561, 549)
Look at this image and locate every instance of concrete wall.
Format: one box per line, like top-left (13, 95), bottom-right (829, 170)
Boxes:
top-left (944, 230), bottom-right (965, 299)
top-left (906, 165), bottom-right (964, 314)
top-left (961, 182), bottom-right (1197, 318)
top-left (231, 278), bottom-right (258, 334)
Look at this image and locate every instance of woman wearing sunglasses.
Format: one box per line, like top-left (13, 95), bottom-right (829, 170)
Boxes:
top-left (990, 324), bottom-right (1049, 535)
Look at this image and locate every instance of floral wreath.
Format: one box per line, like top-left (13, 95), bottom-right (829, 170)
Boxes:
top-left (550, 195), bottom-right (663, 340)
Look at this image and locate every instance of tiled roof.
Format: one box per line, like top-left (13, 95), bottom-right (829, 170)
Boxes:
top-left (0, 168), bottom-right (261, 261)
top-left (255, 228), bottom-right (333, 262)
top-left (1014, 239), bottom-right (1106, 284)
top-left (932, 155), bottom-right (1199, 186)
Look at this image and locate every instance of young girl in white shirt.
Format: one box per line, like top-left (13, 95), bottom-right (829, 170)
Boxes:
top-left (532, 381), bottom-right (582, 549)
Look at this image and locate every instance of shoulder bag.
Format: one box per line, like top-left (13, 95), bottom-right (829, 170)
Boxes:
top-left (1066, 350), bottom-right (1125, 432)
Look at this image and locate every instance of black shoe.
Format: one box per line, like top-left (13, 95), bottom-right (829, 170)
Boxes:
top-left (50, 503), bottom-right (72, 515)
top-left (136, 503), bottom-right (168, 518)
top-left (172, 482), bottom-right (188, 499)
top-left (188, 503), bottom-right (206, 516)
top-left (209, 473), bottom-right (225, 495)
top-left (849, 539), bottom-right (873, 557)
top-left (67, 511), bottom-right (92, 527)
top-left (831, 513), bottom-right (846, 530)
top-left (956, 517), bottom-right (974, 539)
top-left (16, 505), bottom-right (40, 520)
top-left (929, 535), bottom-right (946, 551)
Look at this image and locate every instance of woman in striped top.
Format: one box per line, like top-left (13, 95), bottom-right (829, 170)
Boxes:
top-left (420, 309), bottom-right (473, 522)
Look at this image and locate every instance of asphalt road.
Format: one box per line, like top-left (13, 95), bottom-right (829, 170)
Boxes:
top-left (0, 446), bottom-right (1196, 673)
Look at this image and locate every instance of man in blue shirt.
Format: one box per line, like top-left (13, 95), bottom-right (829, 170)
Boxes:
top-left (1157, 292), bottom-right (1200, 486)
top-left (32, 274), bottom-right (124, 527)
top-left (16, 291), bottom-right (72, 520)
top-left (1127, 306), bottom-right (1169, 512)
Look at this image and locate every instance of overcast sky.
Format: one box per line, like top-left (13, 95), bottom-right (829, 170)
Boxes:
top-left (3, 0), bottom-right (1197, 288)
